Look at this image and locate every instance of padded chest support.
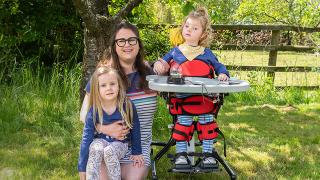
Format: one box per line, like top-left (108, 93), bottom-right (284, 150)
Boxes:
top-left (169, 59), bottom-right (215, 78)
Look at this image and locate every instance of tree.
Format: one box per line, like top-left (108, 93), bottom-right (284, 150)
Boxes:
top-left (235, 0), bottom-right (320, 27)
top-left (72, 0), bottom-right (143, 100)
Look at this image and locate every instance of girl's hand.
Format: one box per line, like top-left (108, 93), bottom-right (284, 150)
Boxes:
top-left (129, 155), bottom-right (144, 167)
top-left (218, 73), bottom-right (229, 81)
top-left (153, 58), bottom-right (170, 75)
top-left (79, 172), bottom-right (86, 180)
top-left (96, 121), bottom-right (129, 140)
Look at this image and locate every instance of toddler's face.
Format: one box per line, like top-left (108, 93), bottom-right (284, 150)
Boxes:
top-left (182, 18), bottom-right (203, 46)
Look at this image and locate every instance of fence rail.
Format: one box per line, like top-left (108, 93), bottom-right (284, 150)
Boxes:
top-left (214, 44), bottom-right (316, 52)
top-left (226, 65), bottom-right (319, 72)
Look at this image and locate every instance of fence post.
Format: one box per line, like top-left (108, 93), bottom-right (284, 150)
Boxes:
top-left (268, 30), bottom-right (281, 83)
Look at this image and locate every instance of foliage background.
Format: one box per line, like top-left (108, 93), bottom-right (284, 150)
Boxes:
top-left (1, 0), bottom-right (319, 75)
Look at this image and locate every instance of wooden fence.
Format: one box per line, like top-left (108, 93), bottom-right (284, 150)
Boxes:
top-left (138, 24), bottom-right (320, 89)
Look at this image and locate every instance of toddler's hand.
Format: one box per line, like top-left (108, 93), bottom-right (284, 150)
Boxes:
top-left (153, 58), bottom-right (169, 75)
top-left (130, 155), bottom-right (144, 167)
top-left (218, 73), bottom-right (229, 81)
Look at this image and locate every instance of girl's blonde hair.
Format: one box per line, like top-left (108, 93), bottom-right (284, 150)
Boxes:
top-left (171, 7), bottom-right (212, 47)
top-left (89, 66), bottom-right (134, 129)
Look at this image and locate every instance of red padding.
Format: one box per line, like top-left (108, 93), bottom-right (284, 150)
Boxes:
top-left (169, 96), bottom-right (218, 115)
top-left (172, 122), bottom-right (195, 142)
top-left (196, 121), bottom-right (218, 141)
top-left (169, 60), bottom-right (215, 78)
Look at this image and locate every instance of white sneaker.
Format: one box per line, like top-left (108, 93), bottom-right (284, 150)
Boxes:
top-left (203, 157), bottom-right (216, 165)
top-left (175, 156), bottom-right (188, 165)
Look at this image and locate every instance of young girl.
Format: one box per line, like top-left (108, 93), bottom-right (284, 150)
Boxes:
top-left (78, 66), bottom-right (144, 180)
top-left (153, 7), bottom-right (229, 167)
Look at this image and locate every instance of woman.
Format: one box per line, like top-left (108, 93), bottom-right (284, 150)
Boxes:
top-left (80, 21), bottom-right (157, 179)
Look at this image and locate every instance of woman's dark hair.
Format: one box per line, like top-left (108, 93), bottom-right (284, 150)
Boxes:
top-left (110, 21), bottom-right (149, 90)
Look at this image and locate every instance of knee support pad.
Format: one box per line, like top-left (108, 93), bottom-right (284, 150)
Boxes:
top-left (172, 122), bottom-right (195, 142)
top-left (196, 121), bottom-right (218, 141)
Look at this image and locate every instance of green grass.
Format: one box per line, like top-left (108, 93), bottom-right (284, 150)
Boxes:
top-left (151, 100), bottom-right (320, 179)
top-left (0, 63), bottom-right (82, 180)
top-left (0, 51), bottom-right (320, 179)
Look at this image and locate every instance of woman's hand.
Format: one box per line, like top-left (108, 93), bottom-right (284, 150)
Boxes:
top-left (96, 121), bottom-right (129, 140)
top-left (153, 58), bottom-right (170, 75)
top-left (130, 155), bottom-right (144, 167)
top-left (218, 73), bottom-right (229, 81)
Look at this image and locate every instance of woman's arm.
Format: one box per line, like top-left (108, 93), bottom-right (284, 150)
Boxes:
top-left (80, 93), bottom-right (90, 123)
top-left (78, 109), bottom-right (95, 172)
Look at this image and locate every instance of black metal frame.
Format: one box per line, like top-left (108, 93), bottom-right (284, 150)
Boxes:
top-left (150, 93), bottom-right (237, 180)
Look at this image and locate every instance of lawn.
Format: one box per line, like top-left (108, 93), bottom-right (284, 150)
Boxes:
top-left (151, 99), bottom-right (320, 179)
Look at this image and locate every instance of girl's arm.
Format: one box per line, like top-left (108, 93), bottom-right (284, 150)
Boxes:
top-left (153, 48), bottom-right (175, 75)
top-left (78, 109), bottom-right (95, 173)
top-left (206, 49), bottom-right (230, 78)
top-left (153, 58), bottom-right (170, 75)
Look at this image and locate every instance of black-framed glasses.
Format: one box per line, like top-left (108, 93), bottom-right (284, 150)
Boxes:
top-left (114, 37), bottom-right (138, 47)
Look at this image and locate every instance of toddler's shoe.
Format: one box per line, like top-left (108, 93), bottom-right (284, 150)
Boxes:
top-left (202, 157), bottom-right (216, 165)
top-left (175, 155), bottom-right (188, 165)
top-left (174, 152), bottom-right (191, 169)
top-left (200, 155), bottom-right (218, 169)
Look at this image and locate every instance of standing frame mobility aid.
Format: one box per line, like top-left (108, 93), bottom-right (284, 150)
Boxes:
top-left (147, 75), bottom-right (249, 179)
top-left (150, 92), bottom-right (237, 180)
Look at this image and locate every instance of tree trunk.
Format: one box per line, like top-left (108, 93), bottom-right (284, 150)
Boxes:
top-left (80, 24), bottom-right (113, 101)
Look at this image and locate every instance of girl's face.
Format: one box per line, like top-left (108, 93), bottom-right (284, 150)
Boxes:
top-left (115, 28), bottom-right (140, 65)
top-left (98, 72), bottom-right (119, 102)
top-left (182, 18), bottom-right (204, 46)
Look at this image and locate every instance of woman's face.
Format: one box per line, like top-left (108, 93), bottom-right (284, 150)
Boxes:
top-left (114, 28), bottom-right (140, 65)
